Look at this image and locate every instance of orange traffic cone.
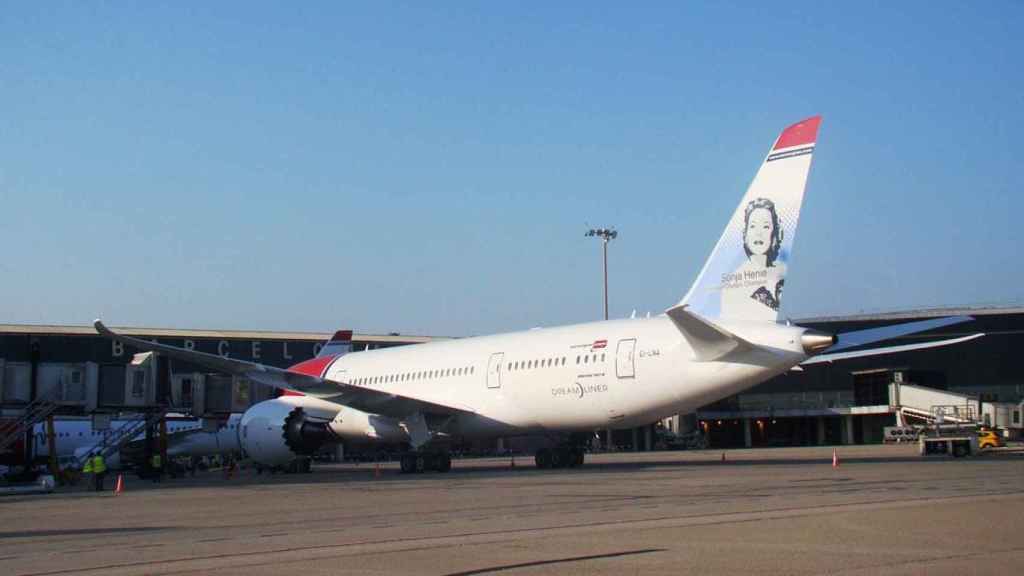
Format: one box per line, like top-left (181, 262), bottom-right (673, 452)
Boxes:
top-left (374, 462), bottom-right (381, 478)
top-left (832, 448), bottom-right (839, 468)
top-left (510, 455), bottom-right (516, 469)
top-left (114, 474), bottom-right (124, 495)
top-left (721, 452), bottom-right (726, 462)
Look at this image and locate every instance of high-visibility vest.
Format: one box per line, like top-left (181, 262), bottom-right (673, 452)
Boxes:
top-left (92, 455), bottom-right (106, 474)
top-left (83, 459), bottom-right (93, 473)
top-left (152, 454), bottom-right (162, 468)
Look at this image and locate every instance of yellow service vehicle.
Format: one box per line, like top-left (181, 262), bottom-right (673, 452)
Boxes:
top-left (977, 429), bottom-right (1004, 449)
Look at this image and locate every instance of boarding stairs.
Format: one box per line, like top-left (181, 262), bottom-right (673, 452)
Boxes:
top-left (0, 394), bottom-right (61, 454)
top-left (73, 409), bottom-right (168, 469)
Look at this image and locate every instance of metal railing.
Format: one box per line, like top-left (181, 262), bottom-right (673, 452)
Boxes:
top-left (0, 394), bottom-right (60, 453)
top-left (73, 410), bottom-right (168, 469)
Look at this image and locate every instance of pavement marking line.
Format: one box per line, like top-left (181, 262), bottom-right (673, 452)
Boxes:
top-left (826, 545), bottom-right (1024, 575)
top-left (16, 491), bottom-right (1024, 576)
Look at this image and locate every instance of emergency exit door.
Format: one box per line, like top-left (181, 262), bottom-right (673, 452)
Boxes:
top-left (616, 339), bottom-right (636, 379)
top-left (486, 352), bottom-right (504, 389)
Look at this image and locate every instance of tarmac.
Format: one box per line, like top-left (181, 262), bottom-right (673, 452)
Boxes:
top-left (1, 444), bottom-right (1022, 575)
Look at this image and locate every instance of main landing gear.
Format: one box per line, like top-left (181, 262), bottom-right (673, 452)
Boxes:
top-left (399, 451), bottom-right (452, 474)
top-left (534, 446), bottom-right (585, 469)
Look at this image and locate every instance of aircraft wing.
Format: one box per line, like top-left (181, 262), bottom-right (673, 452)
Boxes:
top-left (94, 320), bottom-right (473, 418)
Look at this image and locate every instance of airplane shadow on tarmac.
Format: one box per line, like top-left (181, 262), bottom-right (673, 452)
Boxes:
top-left (37, 448), bottom-right (999, 487)
top-left (0, 526), bottom-right (173, 539)
top-left (117, 451), bottom-right (995, 489)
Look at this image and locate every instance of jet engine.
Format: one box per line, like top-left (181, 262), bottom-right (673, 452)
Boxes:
top-left (239, 395), bottom-right (408, 467)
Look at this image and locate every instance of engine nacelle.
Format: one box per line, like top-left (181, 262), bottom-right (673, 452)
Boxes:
top-left (240, 396), bottom-right (408, 467)
top-left (239, 396), bottom-right (332, 467)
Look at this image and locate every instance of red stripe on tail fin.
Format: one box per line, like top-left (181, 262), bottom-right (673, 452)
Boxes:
top-left (773, 116), bottom-right (821, 150)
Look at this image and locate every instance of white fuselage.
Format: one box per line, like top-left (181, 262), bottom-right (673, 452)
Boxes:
top-left (316, 315), bottom-right (810, 440)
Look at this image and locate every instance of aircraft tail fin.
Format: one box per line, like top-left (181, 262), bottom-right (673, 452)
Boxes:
top-left (679, 116), bottom-right (821, 323)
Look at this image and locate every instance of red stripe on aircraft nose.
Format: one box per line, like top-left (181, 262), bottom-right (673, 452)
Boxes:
top-left (773, 116), bottom-right (822, 150)
top-left (287, 355), bottom-right (336, 378)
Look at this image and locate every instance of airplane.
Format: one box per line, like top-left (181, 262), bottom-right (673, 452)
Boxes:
top-left (94, 116), bottom-right (984, 474)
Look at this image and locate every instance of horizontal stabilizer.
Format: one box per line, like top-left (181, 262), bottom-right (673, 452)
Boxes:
top-left (801, 333), bottom-right (984, 365)
top-left (665, 305), bottom-right (758, 361)
top-left (823, 315), bottom-right (974, 353)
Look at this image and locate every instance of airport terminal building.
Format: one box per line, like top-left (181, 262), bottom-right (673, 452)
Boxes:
top-left (2, 307), bottom-right (1022, 459)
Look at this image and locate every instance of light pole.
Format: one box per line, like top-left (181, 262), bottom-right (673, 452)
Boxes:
top-left (585, 227), bottom-right (618, 320)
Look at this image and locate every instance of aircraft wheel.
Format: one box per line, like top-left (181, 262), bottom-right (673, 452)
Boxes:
top-left (400, 454), bottom-right (416, 474)
top-left (415, 454), bottom-right (427, 473)
top-left (570, 449), bottom-right (585, 468)
top-left (437, 453), bottom-right (452, 473)
top-left (535, 448), bottom-right (552, 469)
top-left (550, 447), bottom-right (568, 468)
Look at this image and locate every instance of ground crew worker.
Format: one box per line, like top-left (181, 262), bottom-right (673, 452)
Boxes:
top-left (151, 453), bottom-right (162, 483)
top-left (91, 454), bottom-right (107, 491)
top-left (82, 456), bottom-right (94, 487)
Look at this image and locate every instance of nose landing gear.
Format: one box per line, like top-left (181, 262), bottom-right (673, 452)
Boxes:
top-left (534, 445), bottom-right (585, 469)
top-left (399, 451), bottom-right (452, 474)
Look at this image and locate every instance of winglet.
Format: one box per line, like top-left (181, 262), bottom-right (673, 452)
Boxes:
top-left (316, 329), bottom-right (355, 358)
top-left (665, 305), bottom-right (757, 361)
top-left (94, 319), bottom-right (111, 336)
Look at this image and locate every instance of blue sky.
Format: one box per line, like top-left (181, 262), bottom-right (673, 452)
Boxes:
top-left (1, 2), bottom-right (1021, 336)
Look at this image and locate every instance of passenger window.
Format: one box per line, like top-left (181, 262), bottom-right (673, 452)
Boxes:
top-left (576, 356), bottom-right (580, 364)
top-left (601, 353), bottom-right (605, 362)
top-left (584, 355), bottom-right (589, 364)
